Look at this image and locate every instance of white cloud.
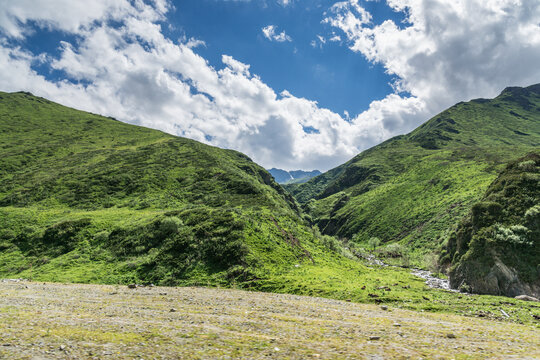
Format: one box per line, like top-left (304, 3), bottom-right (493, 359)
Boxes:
top-left (0, 0), bottom-right (539, 172)
top-left (262, 25), bottom-right (292, 42)
top-left (325, 0), bottom-right (540, 134)
top-left (329, 35), bottom-right (341, 42)
top-left (0, 1), bottom-right (354, 171)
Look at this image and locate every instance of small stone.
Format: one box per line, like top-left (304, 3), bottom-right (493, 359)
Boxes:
top-left (274, 347), bottom-right (280, 351)
top-left (380, 305), bottom-right (388, 310)
top-left (59, 345), bottom-right (66, 351)
top-left (515, 295), bottom-right (540, 302)
top-left (393, 323), bottom-right (401, 327)
top-left (369, 336), bottom-right (380, 341)
top-left (169, 308), bottom-right (177, 312)
top-left (128, 284), bottom-right (137, 289)
top-left (446, 333), bottom-right (456, 339)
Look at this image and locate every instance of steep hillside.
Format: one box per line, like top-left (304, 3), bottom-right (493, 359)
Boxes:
top-left (288, 84), bottom-right (540, 263)
top-left (2, 92), bottom-right (540, 323)
top-left (0, 91), bottom-right (330, 286)
top-left (443, 152), bottom-right (540, 297)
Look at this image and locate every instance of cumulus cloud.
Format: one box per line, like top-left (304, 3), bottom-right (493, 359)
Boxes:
top-left (325, 0), bottom-right (540, 134)
top-left (0, 1), bottom-right (355, 170)
top-left (0, 0), bottom-right (539, 172)
top-left (262, 25), bottom-right (292, 42)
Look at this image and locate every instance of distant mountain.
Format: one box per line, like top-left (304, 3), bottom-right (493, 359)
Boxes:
top-left (287, 84), bottom-right (540, 265)
top-left (268, 168), bottom-right (321, 184)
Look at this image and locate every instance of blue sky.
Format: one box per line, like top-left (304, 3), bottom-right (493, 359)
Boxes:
top-left (167, 0), bottom-right (404, 116)
top-left (0, 0), bottom-right (539, 171)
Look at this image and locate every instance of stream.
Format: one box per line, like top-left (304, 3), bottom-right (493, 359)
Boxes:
top-left (363, 254), bottom-right (459, 292)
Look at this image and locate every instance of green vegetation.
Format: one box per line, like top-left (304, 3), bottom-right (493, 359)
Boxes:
top-left (443, 152), bottom-right (540, 297)
top-left (0, 90), bottom-right (539, 325)
top-left (0, 90), bottom-right (318, 286)
top-left (287, 84), bottom-right (540, 265)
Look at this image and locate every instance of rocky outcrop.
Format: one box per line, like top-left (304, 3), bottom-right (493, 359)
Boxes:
top-left (443, 153), bottom-right (540, 298)
top-left (450, 259), bottom-right (540, 298)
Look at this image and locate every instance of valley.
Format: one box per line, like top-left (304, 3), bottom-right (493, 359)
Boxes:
top-left (0, 88), bottom-right (539, 359)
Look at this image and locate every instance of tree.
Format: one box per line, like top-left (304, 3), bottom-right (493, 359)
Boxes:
top-left (368, 237), bottom-right (380, 254)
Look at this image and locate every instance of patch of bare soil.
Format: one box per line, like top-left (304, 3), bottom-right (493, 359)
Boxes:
top-left (0, 281), bottom-right (538, 359)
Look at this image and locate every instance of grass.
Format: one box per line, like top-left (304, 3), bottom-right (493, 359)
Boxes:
top-left (288, 84), bottom-right (540, 266)
top-left (0, 89), bottom-right (539, 335)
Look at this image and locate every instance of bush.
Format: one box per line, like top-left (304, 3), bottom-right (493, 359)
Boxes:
top-left (160, 216), bottom-right (183, 235)
top-left (383, 243), bottom-right (404, 258)
top-left (367, 237), bottom-right (380, 252)
top-left (93, 230), bottom-right (110, 243)
top-left (321, 235), bottom-right (341, 252)
top-left (492, 224), bottom-right (532, 246)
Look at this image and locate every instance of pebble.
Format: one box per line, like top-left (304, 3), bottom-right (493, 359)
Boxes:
top-left (369, 336), bottom-right (381, 341)
top-left (393, 323), bottom-right (401, 327)
top-left (446, 333), bottom-right (456, 339)
top-left (128, 284), bottom-right (137, 289)
top-left (380, 305), bottom-right (388, 310)
top-left (169, 308), bottom-right (177, 312)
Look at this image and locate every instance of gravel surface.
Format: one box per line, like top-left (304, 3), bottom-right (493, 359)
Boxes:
top-left (0, 281), bottom-right (539, 359)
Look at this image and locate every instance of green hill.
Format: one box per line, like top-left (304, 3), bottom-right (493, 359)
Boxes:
top-left (1, 91), bottom-right (540, 322)
top-left (0, 91), bottom-right (328, 286)
top-left (287, 84), bottom-right (540, 264)
top-left (443, 152), bottom-right (540, 297)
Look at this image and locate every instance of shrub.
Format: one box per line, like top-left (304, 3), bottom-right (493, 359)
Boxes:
top-left (93, 230), bottom-right (110, 243)
top-left (518, 160), bottom-right (536, 171)
top-left (367, 237), bottom-right (380, 253)
top-left (492, 224), bottom-right (532, 246)
top-left (383, 243), bottom-right (404, 258)
top-left (160, 216), bottom-right (183, 235)
top-left (524, 204), bottom-right (540, 231)
top-left (321, 235), bottom-right (341, 252)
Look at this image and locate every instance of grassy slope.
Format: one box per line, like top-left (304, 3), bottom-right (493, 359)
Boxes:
top-left (0, 91), bottom-right (539, 325)
top-left (288, 84), bottom-right (540, 263)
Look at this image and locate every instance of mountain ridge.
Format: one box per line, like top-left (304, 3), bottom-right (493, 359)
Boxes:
top-left (286, 83), bottom-right (540, 265)
top-left (268, 168), bottom-right (321, 184)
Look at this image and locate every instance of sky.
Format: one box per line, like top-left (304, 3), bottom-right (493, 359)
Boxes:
top-left (0, 0), bottom-right (539, 171)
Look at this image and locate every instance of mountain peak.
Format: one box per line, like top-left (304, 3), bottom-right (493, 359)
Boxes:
top-left (268, 168), bottom-right (321, 184)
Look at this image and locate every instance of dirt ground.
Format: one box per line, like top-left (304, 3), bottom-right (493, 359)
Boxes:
top-left (0, 280), bottom-right (538, 359)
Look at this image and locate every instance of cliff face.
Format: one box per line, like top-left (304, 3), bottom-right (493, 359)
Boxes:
top-left (443, 152), bottom-right (540, 298)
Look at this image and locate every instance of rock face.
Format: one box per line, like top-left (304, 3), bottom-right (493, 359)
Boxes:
top-left (443, 153), bottom-right (540, 298)
top-left (450, 259), bottom-right (540, 298)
